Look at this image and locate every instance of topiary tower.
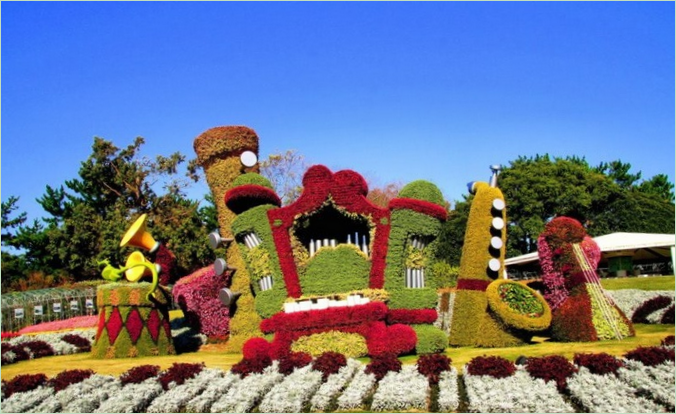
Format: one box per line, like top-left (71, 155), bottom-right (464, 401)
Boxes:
top-left (538, 216), bottom-right (634, 342)
top-left (450, 170), bottom-right (551, 347)
top-left (192, 126), bottom-right (263, 352)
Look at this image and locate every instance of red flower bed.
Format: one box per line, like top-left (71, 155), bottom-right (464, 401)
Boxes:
top-left (525, 355), bottom-right (577, 391)
top-left (225, 184), bottom-right (281, 214)
top-left (632, 296), bottom-right (673, 323)
top-left (278, 352), bottom-right (312, 375)
top-left (50, 369), bottom-right (94, 392)
top-left (120, 365), bottom-right (160, 386)
top-left (417, 353), bottom-right (452, 384)
top-left (158, 363), bottom-right (205, 390)
top-left (466, 356), bottom-right (516, 379)
top-left (624, 346), bottom-right (675, 367)
top-left (366, 353), bottom-right (402, 380)
top-left (574, 352), bottom-right (624, 376)
top-left (2, 373), bottom-right (48, 398)
top-left (312, 351), bottom-right (347, 380)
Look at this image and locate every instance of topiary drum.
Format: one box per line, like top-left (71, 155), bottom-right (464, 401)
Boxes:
top-left (92, 282), bottom-right (175, 358)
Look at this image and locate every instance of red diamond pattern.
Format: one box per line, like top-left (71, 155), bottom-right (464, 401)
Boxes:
top-left (126, 308), bottom-right (144, 345)
top-left (106, 307), bottom-right (123, 345)
top-left (147, 309), bottom-right (161, 342)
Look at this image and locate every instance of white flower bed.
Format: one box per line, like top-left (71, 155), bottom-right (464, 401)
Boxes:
top-left (371, 365), bottom-right (429, 412)
top-left (94, 377), bottom-right (163, 413)
top-left (31, 374), bottom-right (118, 413)
top-left (310, 358), bottom-right (361, 411)
top-left (6, 330), bottom-right (95, 359)
top-left (183, 371), bottom-right (240, 413)
top-left (210, 362), bottom-right (283, 413)
top-left (608, 290), bottom-right (674, 322)
top-left (1, 386), bottom-right (55, 413)
top-left (146, 368), bottom-right (223, 413)
top-left (618, 359), bottom-right (675, 408)
top-left (464, 366), bottom-right (573, 413)
top-left (258, 365), bottom-right (324, 413)
top-left (335, 365), bottom-right (377, 411)
top-left (567, 366), bottom-right (666, 413)
top-left (437, 367), bottom-right (460, 412)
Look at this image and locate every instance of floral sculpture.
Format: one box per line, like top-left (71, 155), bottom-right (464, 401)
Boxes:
top-left (225, 165), bottom-right (450, 359)
top-left (450, 171), bottom-right (551, 347)
top-left (92, 214), bottom-right (176, 358)
top-left (538, 216), bottom-right (634, 341)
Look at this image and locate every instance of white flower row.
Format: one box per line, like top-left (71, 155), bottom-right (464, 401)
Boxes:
top-left (7, 330), bottom-right (94, 358)
top-left (32, 374), bottom-right (118, 413)
top-left (437, 367), bottom-right (460, 412)
top-left (94, 377), bottom-right (163, 413)
top-left (1, 386), bottom-right (55, 413)
top-left (310, 358), bottom-right (361, 411)
top-left (618, 360), bottom-right (675, 408)
top-left (463, 365), bottom-right (573, 413)
top-left (608, 289), bottom-right (674, 322)
top-left (371, 365), bottom-right (429, 412)
top-left (567, 366), bottom-right (666, 413)
top-left (146, 368), bottom-right (223, 413)
top-left (335, 365), bottom-right (377, 411)
top-left (258, 365), bottom-right (324, 413)
top-left (183, 371), bottom-right (240, 413)
top-left (210, 362), bottom-right (284, 413)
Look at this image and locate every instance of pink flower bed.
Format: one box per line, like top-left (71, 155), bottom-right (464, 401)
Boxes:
top-left (18, 315), bottom-right (98, 335)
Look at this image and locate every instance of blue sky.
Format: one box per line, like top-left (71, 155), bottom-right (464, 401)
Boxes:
top-left (2, 2), bottom-right (674, 223)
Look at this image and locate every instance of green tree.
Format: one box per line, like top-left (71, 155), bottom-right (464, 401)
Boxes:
top-left (1, 197), bottom-right (29, 290)
top-left (10, 137), bottom-right (216, 282)
top-left (637, 173), bottom-right (675, 203)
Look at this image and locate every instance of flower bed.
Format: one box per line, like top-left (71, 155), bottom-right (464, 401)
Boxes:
top-left (2, 346), bottom-right (674, 413)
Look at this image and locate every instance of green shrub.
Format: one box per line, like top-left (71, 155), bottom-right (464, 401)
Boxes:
top-left (430, 262), bottom-right (459, 288)
top-left (388, 288), bottom-right (439, 310)
top-left (300, 245), bottom-right (370, 295)
top-left (412, 324), bottom-right (448, 354)
top-left (231, 173), bottom-right (274, 189)
top-left (398, 180), bottom-right (445, 207)
top-left (254, 288), bottom-right (289, 319)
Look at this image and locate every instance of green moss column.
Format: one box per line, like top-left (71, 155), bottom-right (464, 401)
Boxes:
top-left (92, 283), bottom-right (175, 358)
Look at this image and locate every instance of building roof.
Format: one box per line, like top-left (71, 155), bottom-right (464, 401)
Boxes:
top-left (505, 232), bottom-right (676, 267)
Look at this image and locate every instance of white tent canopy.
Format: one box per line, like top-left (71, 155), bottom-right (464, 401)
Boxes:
top-left (505, 232), bottom-right (676, 267)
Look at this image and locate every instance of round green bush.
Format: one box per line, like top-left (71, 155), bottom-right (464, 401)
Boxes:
top-left (398, 180), bottom-right (445, 207)
top-left (231, 173), bottom-right (274, 189)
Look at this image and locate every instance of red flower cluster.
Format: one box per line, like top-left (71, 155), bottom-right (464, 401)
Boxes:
top-left (225, 184), bottom-right (281, 214)
top-left (388, 198), bottom-right (448, 221)
top-left (416, 353), bottom-right (452, 384)
top-left (632, 296), bottom-right (673, 323)
top-left (574, 352), bottom-right (624, 376)
top-left (311, 351), bottom-right (347, 380)
top-left (366, 353), bottom-right (402, 380)
top-left (2, 373), bottom-right (48, 398)
top-left (624, 346), bottom-right (675, 367)
top-left (173, 265), bottom-right (231, 337)
top-left (50, 369), bottom-right (94, 392)
top-left (158, 362), bottom-right (205, 391)
top-left (278, 351), bottom-right (312, 375)
top-left (120, 365), bottom-right (160, 386)
top-left (466, 355), bottom-right (516, 379)
top-left (386, 309), bottom-right (438, 325)
top-left (525, 355), bottom-right (577, 391)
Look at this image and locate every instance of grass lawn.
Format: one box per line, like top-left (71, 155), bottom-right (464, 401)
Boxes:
top-left (2, 324), bottom-right (673, 381)
top-left (600, 274), bottom-right (674, 291)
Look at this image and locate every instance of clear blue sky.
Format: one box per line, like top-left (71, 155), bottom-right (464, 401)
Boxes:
top-left (2, 2), bottom-right (674, 223)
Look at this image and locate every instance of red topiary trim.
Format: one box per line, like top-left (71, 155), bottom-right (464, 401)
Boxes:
top-left (268, 165), bottom-right (391, 296)
top-left (386, 309), bottom-right (438, 325)
top-left (260, 302), bottom-right (388, 334)
top-left (147, 309), bottom-right (161, 342)
top-left (456, 279), bottom-right (491, 291)
top-left (106, 308), bottom-right (123, 345)
top-left (225, 184), bottom-right (282, 214)
top-left (125, 308), bottom-right (144, 345)
top-left (243, 337), bottom-right (272, 361)
top-left (388, 198), bottom-right (448, 221)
